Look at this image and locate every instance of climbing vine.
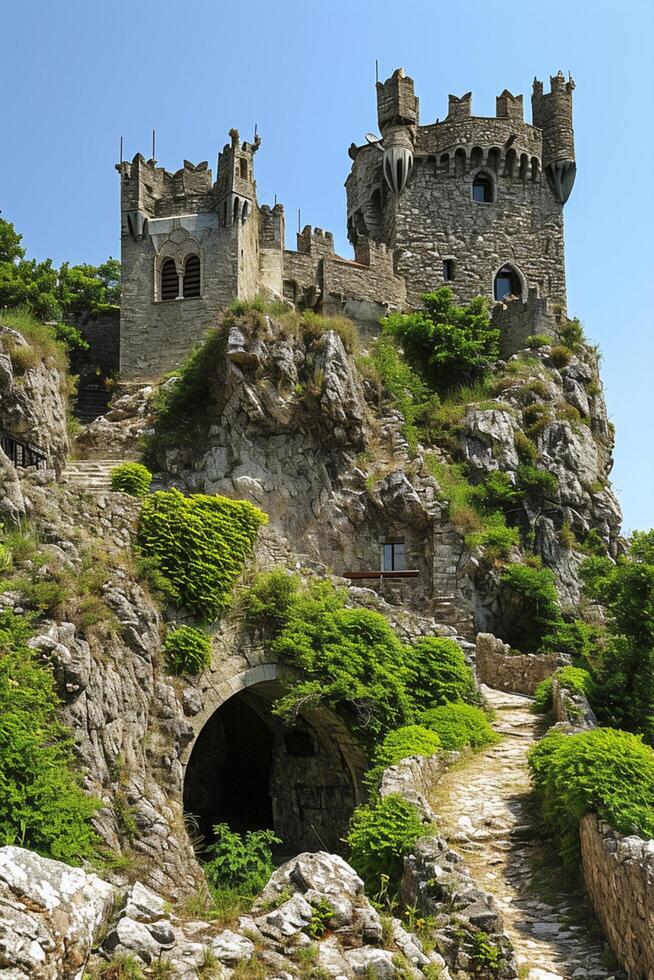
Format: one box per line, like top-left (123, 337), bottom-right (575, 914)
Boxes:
top-left (138, 489), bottom-right (267, 622)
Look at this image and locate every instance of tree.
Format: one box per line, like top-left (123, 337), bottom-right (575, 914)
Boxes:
top-left (0, 217), bottom-right (120, 322)
top-left (581, 531), bottom-right (654, 741)
top-left (382, 287), bottom-right (498, 392)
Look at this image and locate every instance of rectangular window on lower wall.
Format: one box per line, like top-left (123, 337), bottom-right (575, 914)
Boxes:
top-left (382, 539), bottom-right (406, 572)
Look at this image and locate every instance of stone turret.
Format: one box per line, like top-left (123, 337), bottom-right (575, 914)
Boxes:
top-left (532, 71), bottom-right (576, 203)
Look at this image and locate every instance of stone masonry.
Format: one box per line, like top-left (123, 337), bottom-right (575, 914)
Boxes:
top-left (118, 69), bottom-right (576, 379)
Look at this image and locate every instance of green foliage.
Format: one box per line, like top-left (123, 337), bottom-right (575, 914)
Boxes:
top-left (367, 335), bottom-right (435, 451)
top-left (418, 703), bottom-right (498, 751)
top-left (556, 666), bottom-right (594, 698)
top-left (382, 287), bottom-right (498, 393)
top-left (578, 531), bottom-right (654, 740)
top-left (469, 931), bottom-right (502, 970)
top-left (516, 463), bottom-right (558, 497)
top-left (500, 564), bottom-right (562, 651)
top-left (522, 401), bottom-right (551, 436)
top-left (244, 573), bottom-right (478, 742)
top-left (404, 637), bottom-right (478, 711)
top-left (110, 462), bottom-right (153, 498)
top-left (0, 219), bottom-right (119, 321)
top-left (528, 727), bottom-right (654, 863)
top-left (525, 334), bottom-right (552, 349)
top-left (0, 610), bottom-right (98, 863)
top-left (203, 823), bottom-right (279, 896)
top-left (137, 489), bottom-right (267, 622)
top-left (464, 513), bottom-right (521, 560)
top-left (151, 329), bottom-right (226, 446)
top-left (346, 795), bottom-right (430, 895)
top-left (558, 318), bottom-right (585, 351)
top-left (365, 725), bottom-right (441, 793)
top-left (533, 677), bottom-right (554, 713)
top-left (163, 626), bottom-right (212, 675)
top-left (549, 345), bottom-right (572, 369)
top-left (0, 308), bottom-right (70, 373)
top-left (307, 897), bottom-right (335, 938)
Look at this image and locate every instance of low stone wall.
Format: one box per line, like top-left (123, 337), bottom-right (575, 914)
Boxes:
top-left (475, 632), bottom-right (567, 695)
top-left (379, 751), bottom-right (458, 821)
top-left (552, 678), bottom-right (597, 729)
top-left (580, 814), bottom-right (654, 979)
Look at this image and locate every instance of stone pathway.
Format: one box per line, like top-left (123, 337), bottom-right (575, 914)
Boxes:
top-left (430, 687), bottom-right (621, 980)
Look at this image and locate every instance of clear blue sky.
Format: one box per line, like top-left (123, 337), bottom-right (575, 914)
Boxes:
top-left (4, 0), bottom-right (653, 532)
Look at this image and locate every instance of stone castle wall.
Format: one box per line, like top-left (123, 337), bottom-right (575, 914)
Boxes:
top-left (475, 632), bottom-right (564, 695)
top-left (580, 814), bottom-right (654, 979)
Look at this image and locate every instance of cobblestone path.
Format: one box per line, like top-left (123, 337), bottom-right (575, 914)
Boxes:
top-left (430, 687), bottom-right (621, 980)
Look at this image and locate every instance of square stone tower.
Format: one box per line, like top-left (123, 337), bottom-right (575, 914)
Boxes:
top-left (116, 130), bottom-right (260, 379)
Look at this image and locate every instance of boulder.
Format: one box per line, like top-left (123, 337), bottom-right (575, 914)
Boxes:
top-left (0, 845), bottom-right (114, 979)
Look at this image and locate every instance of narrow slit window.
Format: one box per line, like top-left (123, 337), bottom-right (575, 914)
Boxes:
top-left (472, 173), bottom-right (493, 203)
top-left (239, 158), bottom-right (248, 179)
top-left (443, 259), bottom-right (454, 281)
top-left (183, 255), bottom-right (201, 298)
top-left (160, 259), bottom-right (179, 300)
top-left (383, 540), bottom-right (407, 572)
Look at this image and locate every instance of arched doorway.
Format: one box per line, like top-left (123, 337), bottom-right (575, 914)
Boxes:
top-left (494, 263), bottom-right (523, 301)
top-left (183, 679), bottom-right (365, 855)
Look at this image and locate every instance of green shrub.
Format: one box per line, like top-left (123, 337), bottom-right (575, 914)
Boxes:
top-left (405, 637), bottom-right (478, 711)
top-left (528, 727), bottom-right (654, 863)
top-left (242, 568), bottom-right (300, 639)
top-left (533, 677), bottom-right (554, 713)
top-left (465, 512), bottom-right (520, 559)
top-left (163, 626), bottom-right (211, 675)
top-left (137, 489), bottom-right (267, 622)
top-left (368, 335), bottom-right (434, 452)
top-left (516, 463), bottom-right (558, 497)
top-left (382, 287), bottom-right (498, 393)
top-left (418, 703), bottom-right (498, 751)
top-left (514, 429), bottom-right (538, 462)
top-left (556, 665), bottom-right (594, 698)
top-left (525, 334), bottom-right (552, 349)
top-left (111, 462), bottom-right (153, 497)
top-left (365, 725), bottom-right (441, 793)
top-left (203, 823), bottom-right (280, 896)
top-left (0, 610), bottom-right (98, 863)
top-left (522, 401), bottom-right (551, 435)
top-left (346, 795), bottom-right (430, 895)
top-left (558, 318), bottom-right (585, 350)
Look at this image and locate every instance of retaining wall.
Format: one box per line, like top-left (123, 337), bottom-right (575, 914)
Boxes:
top-left (475, 632), bottom-right (566, 695)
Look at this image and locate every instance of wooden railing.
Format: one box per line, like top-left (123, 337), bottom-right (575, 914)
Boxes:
top-left (0, 432), bottom-right (47, 469)
top-left (343, 569), bottom-right (419, 581)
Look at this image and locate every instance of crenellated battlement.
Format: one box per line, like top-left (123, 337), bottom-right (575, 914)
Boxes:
top-left (296, 225), bottom-right (335, 256)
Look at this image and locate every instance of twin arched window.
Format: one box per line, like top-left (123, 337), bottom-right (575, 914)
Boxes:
top-left (160, 255), bottom-right (201, 301)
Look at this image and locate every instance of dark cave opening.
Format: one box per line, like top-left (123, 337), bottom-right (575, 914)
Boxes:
top-left (183, 692), bottom-right (275, 849)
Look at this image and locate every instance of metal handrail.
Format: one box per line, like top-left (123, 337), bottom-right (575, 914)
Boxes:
top-left (0, 432), bottom-right (47, 469)
top-left (343, 569), bottom-right (419, 581)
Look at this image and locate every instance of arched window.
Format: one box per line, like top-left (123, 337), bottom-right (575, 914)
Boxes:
top-left (241, 201), bottom-right (249, 224)
top-left (472, 172), bottom-right (493, 203)
top-left (183, 255), bottom-right (201, 298)
top-left (494, 264), bottom-right (522, 301)
top-left (233, 197), bottom-right (241, 222)
top-left (443, 259), bottom-right (455, 281)
top-left (239, 158), bottom-right (248, 180)
top-left (160, 258), bottom-right (179, 300)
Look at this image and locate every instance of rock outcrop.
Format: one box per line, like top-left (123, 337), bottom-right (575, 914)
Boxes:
top-left (0, 325), bottom-right (69, 472)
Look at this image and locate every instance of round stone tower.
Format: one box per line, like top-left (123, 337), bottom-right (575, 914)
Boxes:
top-left (345, 68), bottom-right (576, 311)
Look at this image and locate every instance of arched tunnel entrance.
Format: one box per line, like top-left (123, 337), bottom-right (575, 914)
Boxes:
top-left (183, 680), bottom-right (366, 855)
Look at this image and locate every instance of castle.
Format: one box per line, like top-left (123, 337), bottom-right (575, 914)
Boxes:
top-left (117, 68), bottom-right (576, 379)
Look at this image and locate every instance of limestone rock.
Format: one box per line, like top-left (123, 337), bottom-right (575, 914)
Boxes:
top-left (0, 845), bottom-right (114, 979)
top-left (209, 928), bottom-right (255, 964)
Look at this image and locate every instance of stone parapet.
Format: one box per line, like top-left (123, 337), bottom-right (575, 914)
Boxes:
top-left (475, 632), bottom-right (566, 695)
top-left (580, 814), bottom-right (654, 980)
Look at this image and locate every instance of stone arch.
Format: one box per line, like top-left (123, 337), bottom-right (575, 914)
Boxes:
top-left (470, 145), bottom-right (484, 170)
top-left (487, 147), bottom-right (502, 173)
top-left (439, 152), bottom-right (451, 174)
top-left (519, 153), bottom-right (530, 180)
top-left (154, 229), bottom-right (202, 302)
top-left (504, 147), bottom-right (518, 178)
top-left (182, 660), bottom-right (366, 855)
top-left (493, 260), bottom-right (527, 301)
top-left (233, 196), bottom-right (241, 222)
top-left (241, 200), bottom-right (250, 224)
top-left (531, 156), bottom-right (541, 180)
top-left (454, 147), bottom-right (467, 175)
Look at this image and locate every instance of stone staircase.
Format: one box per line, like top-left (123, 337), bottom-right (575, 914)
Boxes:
top-left (62, 458), bottom-right (121, 493)
top-left (73, 383), bottom-right (111, 425)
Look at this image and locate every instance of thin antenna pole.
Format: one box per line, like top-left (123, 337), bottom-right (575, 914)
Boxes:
top-left (297, 209), bottom-right (301, 234)
top-left (274, 194), bottom-right (277, 206)
top-left (119, 136), bottom-right (123, 164)
top-left (254, 122), bottom-right (258, 138)
top-left (152, 129), bottom-right (156, 160)
top-left (375, 59), bottom-right (379, 84)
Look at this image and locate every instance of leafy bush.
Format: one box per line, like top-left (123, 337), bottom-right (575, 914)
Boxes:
top-left (525, 334), bottom-right (552, 349)
top-left (365, 725), bottom-right (441, 793)
top-left (465, 513), bottom-right (520, 560)
top-left (404, 637), bottom-right (478, 711)
top-left (242, 568), bottom-right (300, 639)
top-left (382, 287), bottom-right (498, 393)
top-left (522, 401), bottom-right (551, 436)
top-left (111, 462), bottom-right (153, 498)
top-left (163, 626), bottom-right (211, 675)
top-left (137, 489), bottom-right (267, 622)
top-left (558, 318), bottom-right (585, 351)
top-left (556, 666), bottom-right (594, 698)
top-left (418, 703), bottom-right (498, 751)
top-left (203, 823), bottom-right (280, 896)
top-left (528, 727), bottom-right (654, 863)
top-left (516, 463), bottom-right (558, 497)
top-left (346, 795), bottom-right (430, 895)
top-left (0, 610), bottom-right (98, 863)
top-left (367, 335), bottom-right (435, 452)
top-left (549, 345), bottom-right (572, 368)
top-left (533, 677), bottom-right (554, 713)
